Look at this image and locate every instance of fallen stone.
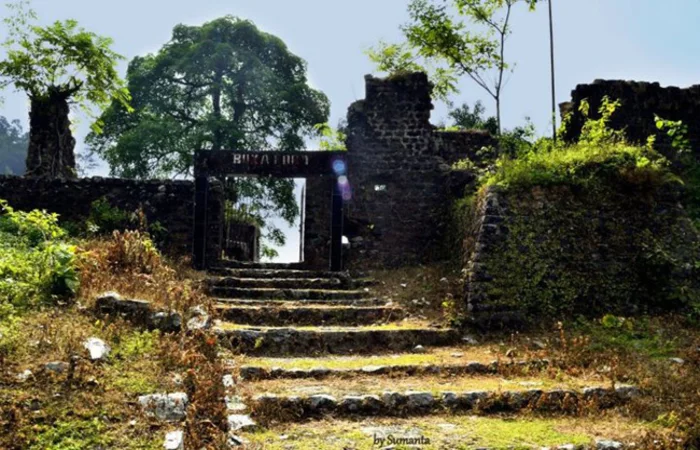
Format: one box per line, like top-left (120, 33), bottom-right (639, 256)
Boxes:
top-left (163, 430), bottom-right (184, 450)
top-left (186, 305), bottom-right (211, 331)
top-left (531, 339), bottom-right (547, 350)
top-left (138, 393), bottom-right (188, 421)
top-left (615, 384), bottom-right (641, 399)
top-left (222, 374), bottom-right (235, 387)
top-left (150, 311), bottom-right (182, 333)
top-left (227, 414), bottom-right (257, 432)
top-left (462, 336), bottom-right (479, 345)
top-left (596, 440), bottom-right (624, 450)
top-left (44, 361), bottom-right (69, 374)
top-left (95, 292), bottom-right (152, 324)
top-left (412, 345), bottom-right (426, 354)
top-left (225, 396), bottom-right (248, 413)
top-left (451, 352), bottom-right (465, 358)
top-left (83, 337), bottom-right (111, 361)
top-left (669, 357), bottom-right (685, 365)
top-left (17, 369), bottom-right (33, 382)
top-left (227, 434), bottom-right (249, 448)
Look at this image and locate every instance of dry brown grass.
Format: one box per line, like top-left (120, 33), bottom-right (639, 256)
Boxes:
top-left (0, 234), bottom-right (229, 449)
top-left (371, 263), bottom-right (465, 324)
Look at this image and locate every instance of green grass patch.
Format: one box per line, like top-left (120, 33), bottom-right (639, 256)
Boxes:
top-left (245, 373), bottom-right (603, 397)
top-left (241, 415), bottom-right (655, 449)
top-left (241, 347), bottom-right (498, 370)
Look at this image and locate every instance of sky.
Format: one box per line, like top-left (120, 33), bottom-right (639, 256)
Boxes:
top-left (2, 0), bottom-right (699, 262)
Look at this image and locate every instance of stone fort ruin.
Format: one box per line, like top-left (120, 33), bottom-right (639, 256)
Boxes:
top-left (1, 73), bottom-right (698, 326)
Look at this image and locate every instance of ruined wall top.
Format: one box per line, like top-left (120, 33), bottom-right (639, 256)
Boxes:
top-left (560, 79), bottom-right (700, 151)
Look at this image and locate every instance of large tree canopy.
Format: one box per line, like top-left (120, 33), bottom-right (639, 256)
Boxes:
top-left (87, 16), bottom-right (330, 255)
top-left (0, 116), bottom-right (29, 175)
top-left (88, 16), bottom-right (329, 177)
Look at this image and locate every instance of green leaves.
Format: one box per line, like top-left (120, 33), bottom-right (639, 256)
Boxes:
top-left (87, 16), bottom-right (329, 255)
top-left (0, 3), bottom-right (131, 133)
top-left (368, 0), bottom-right (539, 132)
top-left (0, 199), bottom-right (78, 317)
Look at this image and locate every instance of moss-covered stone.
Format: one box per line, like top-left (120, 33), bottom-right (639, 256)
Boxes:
top-left (459, 176), bottom-right (700, 328)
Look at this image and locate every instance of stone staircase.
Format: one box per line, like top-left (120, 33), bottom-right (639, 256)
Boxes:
top-left (206, 262), bottom-right (645, 449)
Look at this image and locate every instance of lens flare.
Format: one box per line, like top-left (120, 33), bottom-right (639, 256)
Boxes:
top-left (337, 175), bottom-right (352, 201)
top-left (332, 159), bottom-right (347, 176)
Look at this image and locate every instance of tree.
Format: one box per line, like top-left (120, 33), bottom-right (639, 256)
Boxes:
top-left (448, 100), bottom-right (499, 134)
top-left (87, 16), bottom-right (330, 255)
top-left (0, 115), bottom-right (29, 175)
top-left (371, 0), bottom-right (538, 133)
top-left (0, 1), bottom-right (131, 178)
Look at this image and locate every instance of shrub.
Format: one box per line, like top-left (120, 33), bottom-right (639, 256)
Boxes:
top-left (105, 230), bottom-right (162, 274)
top-left (86, 197), bottom-right (134, 235)
top-left (0, 200), bottom-right (78, 318)
top-left (483, 98), bottom-right (675, 190)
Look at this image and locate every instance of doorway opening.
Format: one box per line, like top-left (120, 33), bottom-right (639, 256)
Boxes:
top-left (222, 176), bottom-right (306, 264)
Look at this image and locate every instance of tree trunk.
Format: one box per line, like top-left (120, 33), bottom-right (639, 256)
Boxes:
top-left (25, 90), bottom-right (77, 179)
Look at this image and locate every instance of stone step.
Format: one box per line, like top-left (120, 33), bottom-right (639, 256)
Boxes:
top-left (235, 414), bottom-right (644, 449)
top-left (215, 304), bottom-right (404, 326)
top-left (214, 298), bottom-right (388, 307)
top-left (208, 287), bottom-right (371, 301)
top-left (214, 324), bottom-right (461, 356)
top-left (208, 267), bottom-right (350, 280)
top-left (237, 358), bottom-right (549, 381)
top-left (206, 276), bottom-right (347, 290)
top-left (216, 260), bottom-right (307, 270)
top-left (249, 384), bottom-right (639, 421)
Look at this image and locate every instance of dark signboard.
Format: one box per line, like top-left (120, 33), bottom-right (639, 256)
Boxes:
top-left (194, 150), bottom-right (347, 177)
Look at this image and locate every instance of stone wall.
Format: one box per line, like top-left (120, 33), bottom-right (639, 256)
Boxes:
top-left (343, 73), bottom-right (490, 269)
top-left (0, 175), bottom-right (202, 257)
top-left (303, 176), bottom-right (334, 270)
top-left (560, 79), bottom-right (700, 155)
top-left (461, 181), bottom-right (700, 329)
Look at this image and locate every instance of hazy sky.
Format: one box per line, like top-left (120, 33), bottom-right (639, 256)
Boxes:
top-left (2, 0), bottom-right (698, 262)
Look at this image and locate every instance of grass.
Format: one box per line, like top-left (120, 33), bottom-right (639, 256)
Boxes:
top-left (215, 319), bottom-right (448, 332)
top-left (371, 263), bottom-right (464, 323)
top-left (238, 345), bottom-right (515, 370)
top-left (239, 414), bottom-right (660, 450)
top-left (1, 231), bottom-right (228, 449)
top-left (242, 373), bottom-right (606, 397)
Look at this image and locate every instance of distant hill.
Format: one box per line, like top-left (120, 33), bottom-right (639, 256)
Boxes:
top-left (0, 116), bottom-right (28, 175)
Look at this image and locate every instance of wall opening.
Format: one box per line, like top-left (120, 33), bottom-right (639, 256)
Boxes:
top-left (223, 175), bottom-right (305, 263)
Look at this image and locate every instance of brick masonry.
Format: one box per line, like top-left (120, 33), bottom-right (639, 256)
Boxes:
top-left (343, 73), bottom-right (493, 269)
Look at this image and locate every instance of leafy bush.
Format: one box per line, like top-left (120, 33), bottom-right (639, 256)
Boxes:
top-left (483, 97), bottom-right (676, 190)
top-left (86, 197), bottom-right (134, 235)
top-left (0, 200), bottom-right (78, 319)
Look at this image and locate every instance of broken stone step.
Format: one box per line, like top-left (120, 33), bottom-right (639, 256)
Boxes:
top-left (237, 359), bottom-right (550, 381)
top-left (214, 298), bottom-right (388, 307)
top-left (216, 260), bottom-right (307, 270)
top-left (208, 267), bottom-right (351, 280)
top-left (214, 325), bottom-right (461, 356)
top-left (215, 304), bottom-right (404, 326)
top-left (250, 385), bottom-right (640, 421)
top-left (206, 276), bottom-right (346, 290)
top-left (208, 287), bottom-right (371, 301)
